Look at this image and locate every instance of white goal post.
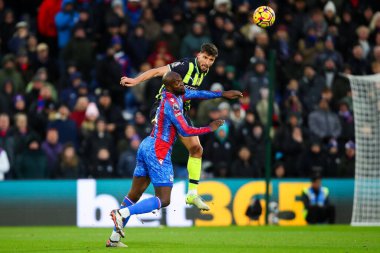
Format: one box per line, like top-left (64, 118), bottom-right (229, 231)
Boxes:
top-left (348, 74), bottom-right (380, 226)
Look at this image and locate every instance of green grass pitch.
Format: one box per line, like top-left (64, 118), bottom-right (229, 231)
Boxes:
top-left (0, 226), bottom-right (379, 253)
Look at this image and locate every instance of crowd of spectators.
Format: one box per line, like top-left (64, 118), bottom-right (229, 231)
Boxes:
top-left (0, 0), bottom-right (379, 180)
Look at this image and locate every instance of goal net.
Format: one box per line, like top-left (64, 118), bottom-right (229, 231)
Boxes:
top-left (348, 74), bottom-right (380, 226)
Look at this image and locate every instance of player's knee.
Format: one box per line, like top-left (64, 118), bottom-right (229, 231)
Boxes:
top-left (159, 197), bottom-right (171, 208)
top-left (188, 144), bottom-right (203, 157)
top-left (127, 193), bottom-right (141, 203)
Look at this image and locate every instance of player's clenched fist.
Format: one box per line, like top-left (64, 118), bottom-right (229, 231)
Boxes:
top-left (222, 90), bottom-right (243, 99)
top-left (120, 76), bottom-right (138, 87)
top-left (209, 119), bottom-right (225, 131)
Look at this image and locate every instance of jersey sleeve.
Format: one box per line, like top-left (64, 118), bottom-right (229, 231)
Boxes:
top-left (183, 89), bottom-right (222, 101)
top-left (168, 60), bottom-right (189, 75)
top-left (165, 99), bottom-right (212, 137)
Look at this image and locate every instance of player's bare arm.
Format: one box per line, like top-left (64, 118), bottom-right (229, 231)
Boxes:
top-left (209, 119), bottom-right (225, 131)
top-left (222, 90), bottom-right (243, 99)
top-left (120, 65), bottom-right (169, 87)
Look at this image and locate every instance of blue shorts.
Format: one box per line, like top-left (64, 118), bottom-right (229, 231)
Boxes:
top-left (133, 136), bottom-right (174, 187)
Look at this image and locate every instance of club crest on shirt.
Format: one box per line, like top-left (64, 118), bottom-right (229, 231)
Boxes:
top-left (172, 103), bottom-right (180, 111)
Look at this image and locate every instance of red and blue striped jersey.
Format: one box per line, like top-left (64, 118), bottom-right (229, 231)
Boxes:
top-left (151, 88), bottom-right (222, 160)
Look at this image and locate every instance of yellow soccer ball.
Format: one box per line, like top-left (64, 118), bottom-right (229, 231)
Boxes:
top-left (253, 6), bottom-right (276, 28)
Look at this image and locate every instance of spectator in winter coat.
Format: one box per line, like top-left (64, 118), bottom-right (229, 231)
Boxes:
top-left (308, 99), bottom-right (341, 141)
top-left (14, 136), bottom-right (48, 179)
top-left (55, 0), bottom-right (79, 48)
top-left (338, 141), bottom-right (356, 177)
top-left (41, 128), bottom-right (63, 178)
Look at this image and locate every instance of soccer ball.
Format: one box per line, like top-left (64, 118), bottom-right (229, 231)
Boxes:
top-left (253, 6), bottom-right (275, 28)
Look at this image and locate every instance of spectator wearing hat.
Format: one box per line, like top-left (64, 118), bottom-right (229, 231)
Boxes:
top-left (0, 54), bottom-right (24, 94)
top-left (7, 21), bottom-right (29, 54)
top-left (230, 103), bottom-right (246, 130)
top-left (55, 0), bottom-right (79, 48)
top-left (14, 136), bottom-right (48, 179)
top-left (323, 1), bottom-right (339, 26)
top-left (337, 100), bottom-right (354, 143)
top-left (12, 94), bottom-right (27, 115)
top-left (81, 102), bottom-right (99, 139)
top-left (41, 127), bottom-right (63, 178)
top-left (34, 43), bottom-right (59, 82)
top-left (62, 25), bottom-right (94, 81)
top-left (105, 0), bottom-right (128, 31)
top-left (325, 138), bottom-right (340, 177)
top-left (109, 35), bottom-right (133, 84)
top-left (338, 141), bottom-right (356, 177)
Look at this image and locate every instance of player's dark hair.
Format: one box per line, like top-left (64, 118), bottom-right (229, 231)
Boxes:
top-left (200, 43), bottom-right (218, 57)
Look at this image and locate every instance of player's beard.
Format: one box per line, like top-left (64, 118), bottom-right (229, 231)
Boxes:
top-left (174, 87), bottom-right (185, 96)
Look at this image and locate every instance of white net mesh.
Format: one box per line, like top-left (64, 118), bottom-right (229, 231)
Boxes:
top-left (348, 74), bottom-right (380, 226)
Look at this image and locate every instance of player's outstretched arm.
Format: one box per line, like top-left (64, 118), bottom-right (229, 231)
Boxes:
top-left (165, 100), bottom-right (224, 137)
top-left (222, 90), bottom-right (244, 100)
top-left (183, 89), bottom-right (243, 101)
top-left (120, 65), bottom-right (169, 87)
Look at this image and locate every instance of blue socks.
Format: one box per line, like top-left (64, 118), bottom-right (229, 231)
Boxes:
top-left (128, 196), bottom-right (161, 216)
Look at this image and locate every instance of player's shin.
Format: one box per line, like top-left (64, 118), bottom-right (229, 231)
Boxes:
top-left (187, 156), bottom-right (201, 195)
top-left (119, 196), bottom-right (161, 217)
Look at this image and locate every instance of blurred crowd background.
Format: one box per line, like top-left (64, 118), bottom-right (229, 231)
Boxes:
top-left (0, 0), bottom-right (379, 180)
